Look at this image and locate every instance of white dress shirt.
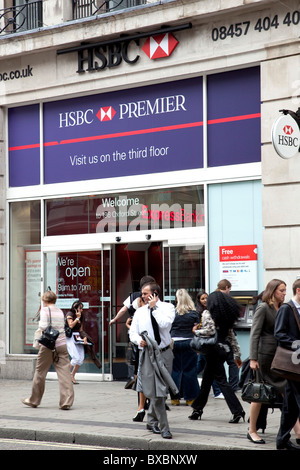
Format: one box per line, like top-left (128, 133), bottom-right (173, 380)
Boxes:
top-left (129, 299), bottom-right (175, 349)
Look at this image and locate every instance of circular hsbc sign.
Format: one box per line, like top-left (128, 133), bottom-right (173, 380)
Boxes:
top-left (272, 112), bottom-right (300, 159)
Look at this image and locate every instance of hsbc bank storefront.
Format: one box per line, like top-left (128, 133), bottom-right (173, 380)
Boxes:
top-left (3, 1), bottom-right (272, 380)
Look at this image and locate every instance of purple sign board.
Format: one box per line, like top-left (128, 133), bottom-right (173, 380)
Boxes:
top-left (43, 78), bottom-right (203, 184)
top-left (8, 105), bottom-right (40, 187)
top-left (207, 67), bottom-right (261, 166)
top-left (8, 69), bottom-right (261, 187)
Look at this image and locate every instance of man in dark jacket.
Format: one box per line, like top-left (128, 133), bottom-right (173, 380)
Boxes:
top-left (274, 278), bottom-right (300, 450)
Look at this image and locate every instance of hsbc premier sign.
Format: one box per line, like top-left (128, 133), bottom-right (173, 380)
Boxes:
top-left (59, 94), bottom-right (186, 127)
top-left (272, 110), bottom-right (300, 159)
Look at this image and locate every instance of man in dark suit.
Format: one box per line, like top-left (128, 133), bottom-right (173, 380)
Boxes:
top-left (274, 278), bottom-right (300, 450)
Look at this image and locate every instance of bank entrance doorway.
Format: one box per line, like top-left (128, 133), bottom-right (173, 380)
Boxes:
top-left (43, 240), bottom-right (204, 380)
top-left (111, 241), bottom-right (205, 379)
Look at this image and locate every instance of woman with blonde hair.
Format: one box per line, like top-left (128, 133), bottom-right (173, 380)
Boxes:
top-left (170, 289), bottom-right (200, 405)
top-left (21, 290), bottom-right (74, 410)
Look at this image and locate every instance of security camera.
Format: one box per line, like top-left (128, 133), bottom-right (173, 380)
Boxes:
top-left (145, 234), bottom-right (151, 240)
top-left (115, 237), bottom-right (121, 242)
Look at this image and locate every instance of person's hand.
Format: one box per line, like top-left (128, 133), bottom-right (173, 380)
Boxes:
top-left (76, 309), bottom-right (81, 320)
top-left (250, 359), bottom-right (259, 370)
top-left (235, 358), bottom-right (243, 369)
top-left (140, 339), bottom-right (147, 348)
top-left (148, 294), bottom-right (158, 309)
top-left (125, 317), bottom-right (132, 330)
top-left (192, 323), bottom-right (200, 334)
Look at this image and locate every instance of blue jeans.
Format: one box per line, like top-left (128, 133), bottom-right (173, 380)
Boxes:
top-left (171, 340), bottom-right (200, 400)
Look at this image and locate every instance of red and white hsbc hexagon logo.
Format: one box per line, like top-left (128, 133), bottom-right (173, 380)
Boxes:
top-left (142, 33), bottom-right (179, 59)
top-left (96, 106), bottom-right (116, 122)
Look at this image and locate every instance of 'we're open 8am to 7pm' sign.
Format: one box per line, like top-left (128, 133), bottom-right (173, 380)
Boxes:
top-left (219, 245), bottom-right (258, 292)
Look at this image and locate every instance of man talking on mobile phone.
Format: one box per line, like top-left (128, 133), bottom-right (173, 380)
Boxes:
top-left (129, 282), bottom-right (176, 439)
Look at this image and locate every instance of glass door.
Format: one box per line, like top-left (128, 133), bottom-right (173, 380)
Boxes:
top-left (111, 241), bottom-right (163, 379)
top-left (163, 244), bottom-right (205, 306)
top-left (44, 248), bottom-right (111, 378)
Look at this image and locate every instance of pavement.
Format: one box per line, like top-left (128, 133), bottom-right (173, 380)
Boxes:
top-left (0, 377), bottom-right (289, 452)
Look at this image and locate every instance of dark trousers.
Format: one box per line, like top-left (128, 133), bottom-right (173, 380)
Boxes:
top-left (277, 380), bottom-right (300, 445)
top-left (192, 345), bottom-right (243, 415)
top-left (171, 339), bottom-right (200, 400)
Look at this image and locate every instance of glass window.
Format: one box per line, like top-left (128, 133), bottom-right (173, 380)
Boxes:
top-left (46, 186), bottom-right (205, 236)
top-left (9, 200), bottom-right (41, 354)
top-left (164, 245), bottom-right (205, 305)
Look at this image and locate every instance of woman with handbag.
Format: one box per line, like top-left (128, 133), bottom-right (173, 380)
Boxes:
top-left (21, 290), bottom-right (74, 410)
top-left (66, 300), bottom-right (88, 384)
top-left (248, 279), bottom-right (287, 444)
top-left (188, 291), bottom-right (245, 423)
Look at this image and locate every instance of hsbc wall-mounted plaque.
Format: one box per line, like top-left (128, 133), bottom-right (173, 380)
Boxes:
top-left (271, 110), bottom-right (300, 159)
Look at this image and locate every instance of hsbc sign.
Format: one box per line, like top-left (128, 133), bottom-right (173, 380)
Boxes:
top-left (57, 24), bottom-right (192, 74)
top-left (272, 110), bottom-right (300, 159)
top-left (59, 94), bottom-right (186, 127)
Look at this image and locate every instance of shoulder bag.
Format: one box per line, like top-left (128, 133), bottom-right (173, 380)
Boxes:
top-left (190, 331), bottom-right (218, 354)
top-left (190, 309), bottom-right (218, 354)
top-left (38, 307), bottom-right (60, 351)
top-left (64, 319), bottom-right (73, 338)
top-left (241, 369), bottom-right (280, 405)
top-left (271, 302), bottom-right (300, 382)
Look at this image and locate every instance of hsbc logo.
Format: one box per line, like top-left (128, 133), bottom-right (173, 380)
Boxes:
top-left (272, 111), bottom-right (300, 159)
top-left (96, 106), bottom-right (116, 122)
top-left (74, 33), bottom-right (179, 74)
top-left (142, 33), bottom-right (178, 59)
top-left (283, 125), bottom-right (293, 135)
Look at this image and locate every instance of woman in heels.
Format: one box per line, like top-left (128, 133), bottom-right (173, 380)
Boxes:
top-left (248, 279), bottom-right (288, 444)
top-left (189, 290), bottom-right (245, 423)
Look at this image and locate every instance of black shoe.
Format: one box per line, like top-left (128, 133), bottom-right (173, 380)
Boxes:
top-left (132, 409), bottom-right (145, 422)
top-left (161, 430), bottom-right (172, 439)
top-left (229, 410), bottom-right (245, 423)
top-left (188, 409), bottom-right (203, 420)
top-left (247, 432), bottom-right (265, 444)
top-left (277, 440), bottom-right (300, 450)
top-left (146, 423), bottom-right (161, 434)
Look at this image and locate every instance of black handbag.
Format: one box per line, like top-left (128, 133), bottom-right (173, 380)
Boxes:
top-left (241, 369), bottom-right (279, 405)
top-left (190, 331), bottom-right (218, 354)
top-left (38, 308), bottom-right (60, 351)
top-left (64, 320), bottom-right (72, 338)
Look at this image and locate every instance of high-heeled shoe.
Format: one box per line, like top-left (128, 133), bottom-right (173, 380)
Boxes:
top-left (132, 409), bottom-right (145, 422)
top-left (247, 432), bottom-right (265, 444)
top-left (229, 410), bottom-right (245, 423)
top-left (188, 409), bottom-right (203, 420)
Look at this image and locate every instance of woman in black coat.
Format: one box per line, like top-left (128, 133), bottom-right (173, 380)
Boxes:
top-left (189, 291), bottom-right (245, 423)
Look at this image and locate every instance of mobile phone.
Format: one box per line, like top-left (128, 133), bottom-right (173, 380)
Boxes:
top-left (153, 292), bottom-right (158, 297)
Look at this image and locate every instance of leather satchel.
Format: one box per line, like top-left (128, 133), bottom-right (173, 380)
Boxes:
top-left (241, 369), bottom-right (279, 405)
top-left (38, 308), bottom-right (59, 351)
top-left (271, 302), bottom-right (300, 382)
top-left (190, 331), bottom-right (218, 354)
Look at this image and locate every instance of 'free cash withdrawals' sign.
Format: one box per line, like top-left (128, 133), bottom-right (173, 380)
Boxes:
top-left (219, 245), bottom-right (258, 291)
